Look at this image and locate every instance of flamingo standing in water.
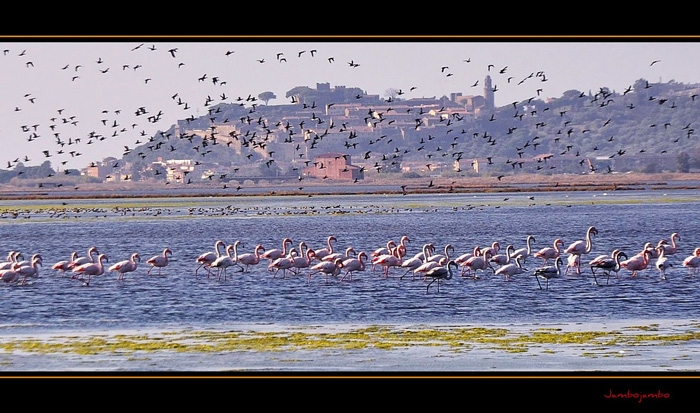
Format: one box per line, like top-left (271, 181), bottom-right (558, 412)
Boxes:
top-left (621, 249), bottom-right (652, 277)
top-left (489, 244), bottom-right (515, 267)
top-left (424, 260), bottom-right (457, 293)
top-left (312, 236), bottom-right (337, 261)
top-left (374, 245), bottom-right (404, 278)
top-left (682, 248), bottom-right (700, 275)
top-left (400, 243), bottom-right (433, 278)
top-left (461, 250), bottom-right (493, 279)
top-left (237, 244), bottom-right (265, 272)
top-left (291, 248), bottom-right (316, 275)
top-left (108, 253), bottom-right (140, 281)
top-left (495, 256), bottom-right (527, 281)
top-left (510, 235), bottom-right (535, 264)
top-left (69, 246), bottom-right (100, 270)
top-left (564, 226), bottom-right (598, 275)
top-left (481, 241), bottom-right (501, 257)
top-left (52, 252), bottom-right (78, 276)
top-left (268, 248), bottom-right (297, 278)
top-left (0, 251), bottom-right (23, 271)
top-left (261, 238), bottom-right (293, 262)
top-left (72, 254), bottom-right (108, 286)
top-left (533, 257), bottom-right (563, 290)
top-left (146, 248), bottom-right (172, 276)
top-left (658, 232), bottom-right (680, 256)
top-left (655, 246), bottom-right (672, 280)
top-left (16, 256), bottom-right (42, 285)
top-left (341, 251), bottom-right (368, 281)
top-left (308, 257), bottom-right (344, 284)
top-left (210, 242), bottom-right (242, 280)
top-left (533, 239), bottom-right (564, 265)
top-left (0, 263), bottom-right (22, 284)
top-left (195, 240), bottom-right (225, 276)
top-left (323, 247), bottom-right (355, 262)
top-left (454, 246), bottom-right (481, 266)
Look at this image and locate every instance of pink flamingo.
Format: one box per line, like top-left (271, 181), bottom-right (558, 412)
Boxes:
top-left (261, 238), bottom-right (293, 262)
top-left (621, 249), bottom-right (652, 277)
top-left (461, 250), bottom-right (493, 278)
top-left (308, 257), bottom-right (344, 284)
top-left (564, 253), bottom-right (581, 276)
top-left (374, 245), bottom-right (404, 278)
top-left (401, 243), bottom-right (433, 278)
top-left (210, 242), bottom-right (242, 280)
top-left (510, 235), bottom-right (535, 264)
top-left (659, 232), bottom-right (680, 256)
top-left (195, 240), bottom-right (225, 276)
top-left (69, 246), bottom-right (100, 269)
top-left (0, 263), bottom-right (21, 284)
top-left (0, 251), bottom-right (24, 271)
top-left (489, 244), bottom-right (515, 267)
top-left (481, 241), bottom-right (501, 257)
top-left (564, 226), bottom-right (598, 274)
top-left (341, 251), bottom-right (367, 281)
top-left (52, 251), bottom-right (78, 276)
top-left (454, 246), bottom-right (481, 266)
top-left (291, 248), bottom-right (316, 275)
top-left (682, 248), bottom-right (700, 275)
top-left (533, 239), bottom-right (564, 265)
top-left (108, 253), bottom-right (140, 281)
top-left (237, 244), bottom-right (265, 272)
top-left (146, 248), bottom-right (172, 276)
top-left (312, 236), bottom-right (337, 261)
top-left (323, 246), bottom-right (355, 262)
top-left (16, 256), bottom-right (42, 285)
top-left (268, 248), bottom-right (296, 278)
top-left (372, 240), bottom-right (397, 260)
top-left (495, 256), bottom-right (527, 282)
top-left (72, 254), bottom-right (108, 286)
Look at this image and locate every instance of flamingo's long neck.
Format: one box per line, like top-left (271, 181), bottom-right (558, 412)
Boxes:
top-left (422, 244), bottom-right (430, 263)
top-left (526, 237), bottom-right (532, 255)
top-left (233, 243), bottom-right (240, 261)
top-left (554, 241), bottom-right (561, 254)
top-left (327, 238), bottom-right (335, 254)
top-left (585, 230), bottom-right (593, 254)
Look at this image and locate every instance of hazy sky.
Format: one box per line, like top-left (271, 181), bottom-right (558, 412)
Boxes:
top-left (2, 38), bottom-right (699, 170)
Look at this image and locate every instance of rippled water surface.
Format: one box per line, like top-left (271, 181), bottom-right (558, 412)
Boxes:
top-left (1, 189), bottom-right (699, 333)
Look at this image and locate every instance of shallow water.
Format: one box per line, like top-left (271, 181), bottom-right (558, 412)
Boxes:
top-left (0, 189), bottom-right (699, 334)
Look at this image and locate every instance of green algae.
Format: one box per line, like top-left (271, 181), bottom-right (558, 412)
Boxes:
top-left (0, 324), bottom-right (698, 360)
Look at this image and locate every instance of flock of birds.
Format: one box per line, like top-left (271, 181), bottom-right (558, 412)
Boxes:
top-left (3, 41), bottom-right (694, 193)
top-left (2, 227), bottom-right (697, 293)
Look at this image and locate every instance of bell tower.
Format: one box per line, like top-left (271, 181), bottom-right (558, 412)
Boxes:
top-left (484, 75), bottom-right (494, 110)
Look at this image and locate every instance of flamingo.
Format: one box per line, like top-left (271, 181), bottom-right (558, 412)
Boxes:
top-left (495, 256), bottom-right (527, 281)
top-left (454, 246), bottom-right (481, 266)
top-left (374, 245), bottom-right (404, 278)
top-left (482, 241), bottom-right (501, 257)
top-left (16, 253), bottom-right (42, 268)
top-left (682, 248), bottom-right (700, 275)
top-left (533, 238), bottom-right (564, 265)
top-left (108, 253), bottom-right (140, 281)
top-left (371, 240), bottom-right (396, 260)
top-left (269, 248), bottom-right (297, 278)
top-left (323, 246), bottom-right (355, 262)
top-left (564, 226), bottom-right (598, 274)
top-left (72, 254), bottom-right (108, 286)
top-left (52, 252), bottom-right (78, 275)
top-left (424, 260), bottom-right (457, 293)
top-left (589, 250), bottom-right (627, 285)
top-left (308, 257), bottom-right (343, 284)
top-left (291, 248), bottom-right (316, 275)
top-left (564, 253), bottom-right (580, 276)
top-left (69, 246), bottom-right (100, 269)
top-left (426, 244), bottom-right (454, 265)
top-left (341, 251), bottom-right (368, 281)
top-left (146, 248), bottom-right (172, 276)
top-left (533, 257), bottom-right (563, 290)
top-left (489, 244), bottom-right (515, 267)
top-left (510, 235), bottom-right (535, 264)
top-left (400, 243), bottom-right (433, 278)
top-left (0, 263), bottom-right (21, 284)
top-left (312, 236), bottom-right (337, 261)
top-left (261, 237), bottom-right (293, 261)
top-left (655, 246), bottom-right (672, 280)
top-left (659, 232), bottom-right (680, 256)
top-left (16, 256), bottom-right (42, 285)
top-left (621, 249), bottom-right (652, 277)
top-left (461, 250), bottom-right (493, 279)
top-left (237, 244), bottom-right (265, 272)
top-left (195, 240), bottom-right (225, 276)
top-left (0, 251), bottom-right (23, 271)
top-left (210, 242), bottom-right (242, 280)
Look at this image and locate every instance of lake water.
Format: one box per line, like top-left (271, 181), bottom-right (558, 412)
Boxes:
top-left (0, 188), bottom-right (699, 334)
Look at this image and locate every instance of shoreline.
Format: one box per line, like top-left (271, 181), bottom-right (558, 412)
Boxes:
top-left (1, 172), bottom-right (700, 201)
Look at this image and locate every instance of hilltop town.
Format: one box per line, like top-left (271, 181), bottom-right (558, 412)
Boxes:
top-left (3, 75), bottom-right (700, 193)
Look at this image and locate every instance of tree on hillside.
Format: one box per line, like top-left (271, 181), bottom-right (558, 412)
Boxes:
top-left (258, 91), bottom-right (276, 105)
top-left (677, 152), bottom-right (690, 172)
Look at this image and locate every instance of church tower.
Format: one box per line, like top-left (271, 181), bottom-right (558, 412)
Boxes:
top-left (484, 75), bottom-right (494, 110)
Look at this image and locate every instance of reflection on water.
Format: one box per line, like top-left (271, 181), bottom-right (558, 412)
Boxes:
top-left (0, 189), bottom-right (698, 333)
